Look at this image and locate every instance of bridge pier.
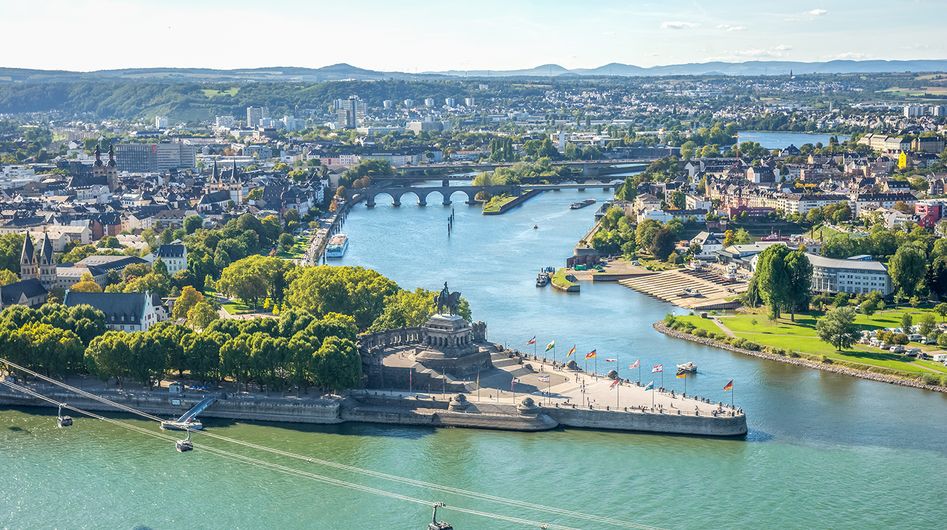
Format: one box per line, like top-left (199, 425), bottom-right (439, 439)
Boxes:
top-left (442, 199), bottom-right (452, 206)
top-left (392, 197), bottom-right (401, 207)
top-left (418, 197), bottom-right (427, 206)
top-left (366, 197), bottom-right (376, 208)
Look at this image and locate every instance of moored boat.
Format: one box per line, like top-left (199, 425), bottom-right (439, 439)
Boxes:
top-left (325, 233), bottom-right (349, 259)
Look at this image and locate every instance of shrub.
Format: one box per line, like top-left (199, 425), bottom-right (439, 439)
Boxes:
top-left (921, 374), bottom-right (939, 386)
top-left (693, 328), bottom-right (707, 338)
top-left (820, 355), bottom-right (833, 364)
top-left (789, 352), bottom-right (800, 358)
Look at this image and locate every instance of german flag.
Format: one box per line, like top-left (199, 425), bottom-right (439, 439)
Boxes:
top-left (566, 345), bottom-right (576, 357)
top-left (585, 349), bottom-right (597, 359)
top-left (676, 371), bottom-right (687, 379)
top-left (723, 379), bottom-right (734, 392)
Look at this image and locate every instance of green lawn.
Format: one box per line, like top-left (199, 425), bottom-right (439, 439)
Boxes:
top-left (222, 301), bottom-right (252, 315)
top-left (202, 87), bottom-right (240, 98)
top-left (677, 307), bottom-right (947, 378)
top-left (481, 194), bottom-right (517, 214)
top-left (276, 232), bottom-right (310, 259)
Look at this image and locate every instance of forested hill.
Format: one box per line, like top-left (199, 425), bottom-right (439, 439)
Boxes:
top-left (0, 79), bottom-right (519, 121)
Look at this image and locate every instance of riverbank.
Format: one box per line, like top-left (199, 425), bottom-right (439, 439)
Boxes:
top-left (654, 321), bottom-right (947, 393)
top-left (551, 268), bottom-right (580, 292)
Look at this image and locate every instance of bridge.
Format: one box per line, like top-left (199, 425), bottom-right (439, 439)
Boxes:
top-left (346, 180), bottom-right (623, 208)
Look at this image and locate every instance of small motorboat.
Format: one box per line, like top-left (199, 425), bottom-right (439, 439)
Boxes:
top-left (427, 502), bottom-right (452, 530)
top-left (533, 224), bottom-right (538, 230)
top-left (676, 362), bottom-right (697, 373)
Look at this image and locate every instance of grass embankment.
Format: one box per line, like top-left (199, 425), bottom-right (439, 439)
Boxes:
top-left (552, 269), bottom-right (580, 292)
top-left (668, 307), bottom-right (947, 385)
top-left (481, 194), bottom-right (518, 214)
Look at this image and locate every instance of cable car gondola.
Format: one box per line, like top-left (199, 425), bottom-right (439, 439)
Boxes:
top-left (175, 430), bottom-right (193, 452)
top-left (57, 404), bottom-right (73, 427)
top-left (427, 502), bottom-right (452, 530)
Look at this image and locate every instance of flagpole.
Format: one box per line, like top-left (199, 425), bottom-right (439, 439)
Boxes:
top-left (661, 370), bottom-right (664, 389)
top-left (638, 363), bottom-right (641, 385)
top-left (477, 369), bottom-right (481, 402)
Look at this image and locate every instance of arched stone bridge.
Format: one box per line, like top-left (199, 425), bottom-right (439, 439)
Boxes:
top-left (346, 180), bottom-right (623, 208)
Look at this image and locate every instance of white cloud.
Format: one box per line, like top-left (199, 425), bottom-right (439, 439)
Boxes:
top-left (716, 24), bottom-right (747, 32)
top-left (831, 52), bottom-right (868, 60)
top-left (661, 21), bottom-right (698, 30)
top-left (730, 45), bottom-right (794, 59)
top-left (806, 8), bottom-right (828, 16)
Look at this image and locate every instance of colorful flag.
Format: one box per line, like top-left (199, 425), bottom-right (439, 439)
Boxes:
top-left (651, 364), bottom-right (663, 373)
top-left (644, 380), bottom-right (654, 391)
top-left (723, 379), bottom-right (734, 392)
top-left (676, 372), bottom-right (687, 379)
top-left (527, 336), bottom-right (536, 345)
top-left (610, 378), bottom-right (620, 389)
top-left (585, 349), bottom-right (597, 359)
top-left (538, 375), bottom-right (550, 383)
top-left (605, 358), bottom-right (617, 363)
top-left (545, 340), bottom-right (556, 352)
top-left (566, 345), bottom-right (576, 357)
top-left (629, 359), bottom-right (640, 369)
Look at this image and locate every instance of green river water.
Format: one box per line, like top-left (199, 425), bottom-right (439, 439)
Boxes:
top-left (3, 187), bottom-right (946, 529)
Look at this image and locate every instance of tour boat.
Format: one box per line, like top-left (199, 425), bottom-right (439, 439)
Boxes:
top-left (570, 198), bottom-right (597, 210)
top-left (324, 234), bottom-right (349, 259)
top-left (677, 362), bottom-right (697, 373)
top-left (535, 271), bottom-right (550, 287)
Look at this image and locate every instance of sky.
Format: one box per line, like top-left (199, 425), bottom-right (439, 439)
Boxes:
top-left (1, 0), bottom-right (945, 72)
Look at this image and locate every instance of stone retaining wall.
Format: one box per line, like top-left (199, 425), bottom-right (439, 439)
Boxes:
top-left (546, 406), bottom-right (747, 437)
top-left (654, 322), bottom-right (947, 394)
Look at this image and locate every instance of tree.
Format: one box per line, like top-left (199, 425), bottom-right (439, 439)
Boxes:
top-left (184, 215), bottom-right (203, 234)
top-left (754, 245), bottom-right (791, 319)
top-left (85, 331), bottom-right (133, 385)
top-left (172, 286), bottom-right (204, 320)
top-left (635, 220), bottom-right (662, 250)
top-left (901, 313), bottom-right (913, 333)
top-left (187, 301), bottom-right (219, 330)
top-left (889, 246), bottom-right (927, 300)
top-left (936, 302), bottom-right (947, 322)
top-left (279, 233), bottom-right (295, 251)
top-left (286, 266), bottom-right (399, 329)
top-left (369, 288), bottom-right (471, 331)
top-left (71, 272), bottom-right (102, 293)
top-left (651, 229), bottom-right (676, 261)
top-left (0, 268), bottom-right (17, 287)
top-left (783, 251), bottom-right (812, 321)
top-left (816, 306), bottom-right (858, 351)
top-left (311, 336), bottom-right (361, 390)
top-left (918, 313), bottom-right (937, 337)
top-left (926, 256), bottom-right (947, 300)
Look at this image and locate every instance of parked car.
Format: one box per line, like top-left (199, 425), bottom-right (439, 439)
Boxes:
top-left (891, 345), bottom-right (905, 354)
top-left (879, 342), bottom-right (891, 350)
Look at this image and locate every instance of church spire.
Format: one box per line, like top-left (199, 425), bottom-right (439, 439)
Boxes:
top-left (107, 145), bottom-right (116, 167)
top-left (93, 145), bottom-right (103, 167)
top-left (212, 159), bottom-right (219, 182)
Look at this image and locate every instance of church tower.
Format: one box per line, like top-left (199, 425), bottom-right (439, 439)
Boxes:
top-left (38, 232), bottom-right (57, 289)
top-left (91, 144), bottom-right (120, 192)
top-left (19, 234), bottom-right (37, 280)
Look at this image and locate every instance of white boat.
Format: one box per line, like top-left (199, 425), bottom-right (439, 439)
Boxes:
top-left (325, 233), bottom-right (349, 259)
top-left (676, 362), bottom-right (697, 373)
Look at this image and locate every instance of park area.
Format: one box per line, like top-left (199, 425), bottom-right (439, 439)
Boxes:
top-left (673, 306), bottom-right (947, 381)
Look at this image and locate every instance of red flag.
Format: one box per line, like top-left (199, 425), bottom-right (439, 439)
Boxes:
top-left (629, 359), bottom-right (640, 369)
top-left (605, 358), bottom-right (617, 363)
top-left (723, 379), bottom-right (734, 392)
top-left (652, 364), bottom-right (663, 373)
top-left (610, 378), bottom-right (620, 389)
top-left (526, 336), bottom-right (536, 345)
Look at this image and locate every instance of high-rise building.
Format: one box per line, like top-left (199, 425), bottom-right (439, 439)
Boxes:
top-left (424, 98), bottom-right (435, 107)
top-left (246, 106), bottom-right (269, 127)
top-left (403, 99), bottom-right (414, 107)
top-left (445, 98), bottom-right (456, 107)
top-left (464, 97), bottom-right (476, 107)
top-left (382, 100), bottom-right (393, 109)
top-left (903, 105), bottom-right (925, 118)
top-left (334, 96), bottom-right (367, 129)
top-left (115, 143), bottom-right (196, 173)
top-left (154, 116), bottom-right (169, 129)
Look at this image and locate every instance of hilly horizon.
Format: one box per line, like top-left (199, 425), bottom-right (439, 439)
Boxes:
top-left (2, 59), bottom-right (946, 83)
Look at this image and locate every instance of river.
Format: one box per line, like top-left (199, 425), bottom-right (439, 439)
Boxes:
top-left (737, 131), bottom-right (851, 149)
top-left (3, 188), bottom-right (947, 529)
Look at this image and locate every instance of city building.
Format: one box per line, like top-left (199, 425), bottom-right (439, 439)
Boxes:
top-left (115, 143), bottom-right (196, 173)
top-left (246, 106), bottom-right (269, 128)
top-left (335, 96), bottom-right (366, 129)
top-left (64, 291), bottom-right (165, 332)
top-left (154, 116), bottom-right (169, 129)
top-left (806, 253), bottom-right (892, 296)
